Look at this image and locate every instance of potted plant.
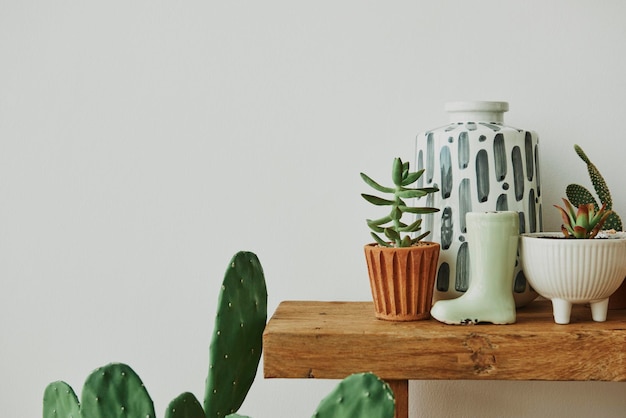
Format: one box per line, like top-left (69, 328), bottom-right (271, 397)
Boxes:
top-left (566, 144), bottom-right (626, 308)
top-left (360, 157), bottom-right (440, 321)
top-left (520, 199), bottom-right (626, 324)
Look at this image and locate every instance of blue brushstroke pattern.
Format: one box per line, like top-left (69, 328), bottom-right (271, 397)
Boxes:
top-left (525, 132), bottom-right (534, 181)
top-left (512, 145), bottom-right (524, 201)
top-left (455, 242), bottom-right (469, 292)
top-left (437, 262), bottom-right (450, 292)
top-left (493, 133), bottom-right (506, 181)
top-left (528, 188), bottom-right (537, 233)
top-left (514, 271), bottom-right (527, 293)
top-left (458, 132), bottom-right (469, 169)
top-left (496, 194), bottom-right (508, 211)
top-left (476, 149), bottom-right (489, 203)
top-left (426, 132), bottom-right (434, 183)
top-left (440, 146), bottom-right (452, 199)
top-left (441, 206), bottom-right (453, 250)
top-left (459, 178), bottom-right (471, 233)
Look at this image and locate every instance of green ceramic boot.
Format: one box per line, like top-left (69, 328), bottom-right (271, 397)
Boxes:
top-left (430, 211), bottom-right (519, 325)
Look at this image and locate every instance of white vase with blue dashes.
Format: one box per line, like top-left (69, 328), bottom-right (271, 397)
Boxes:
top-left (415, 101), bottom-right (542, 307)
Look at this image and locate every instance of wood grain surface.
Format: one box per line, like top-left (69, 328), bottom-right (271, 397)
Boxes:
top-left (264, 299), bottom-right (626, 382)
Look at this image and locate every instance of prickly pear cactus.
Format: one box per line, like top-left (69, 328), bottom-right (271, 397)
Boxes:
top-left (43, 381), bottom-right (81, 418)
top-left (165, 392), bottom-right (205, 418)
top-left (44, 251), bottom-right (267, 418)
top-left (311, 372), bottom-right (395, 418)
top-left (43, 363), bottom-right (155, 418)
top-left (204, 251), bottom-right (268, 418)
top-left (81, 363), bottom-right (155, 418)
top-left (567, 144), bottom-right (623, 231)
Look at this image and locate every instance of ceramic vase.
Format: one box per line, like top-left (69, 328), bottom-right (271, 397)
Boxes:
top-left (415, 101), bottom-right (542, 306)
top-left (430, 211), bottom-right (519, 325)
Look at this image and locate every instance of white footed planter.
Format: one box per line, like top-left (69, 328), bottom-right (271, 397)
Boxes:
top-left (520, 232), bottom-right (626, 324)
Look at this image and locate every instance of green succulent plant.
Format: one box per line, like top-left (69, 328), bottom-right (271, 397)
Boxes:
top-left (361, 157), bottom-right (440, 248)
top-left (566, 144), bottom-right (622, 231)
top-left (554, 198), bottom-right (612, 239)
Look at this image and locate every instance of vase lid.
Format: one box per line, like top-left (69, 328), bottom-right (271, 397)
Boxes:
top-left (445, 101), bottom-right (509, 123)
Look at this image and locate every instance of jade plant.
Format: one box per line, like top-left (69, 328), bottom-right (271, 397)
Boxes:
top-left (361, 157), bottom-right (440, 247)
top-left (554, 198), bottom-right (612, 239)
top-left (566, 144), bottom-right (622, 231)
top-left (43, 251), bottom-right (268, 418)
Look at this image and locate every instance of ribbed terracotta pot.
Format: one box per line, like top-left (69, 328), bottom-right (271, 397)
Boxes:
top-left (364, 242), bottom-right (440, 321)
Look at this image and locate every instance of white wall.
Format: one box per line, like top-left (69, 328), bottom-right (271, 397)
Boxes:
top-left (2, 1), bottom-right (626, 417)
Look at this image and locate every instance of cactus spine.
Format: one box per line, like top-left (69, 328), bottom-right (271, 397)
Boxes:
top-left (566, 144), bottom-right (622, 231)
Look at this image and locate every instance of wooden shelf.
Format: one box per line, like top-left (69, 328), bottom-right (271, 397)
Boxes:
top-left (263, 299), bottom-right (626, 418)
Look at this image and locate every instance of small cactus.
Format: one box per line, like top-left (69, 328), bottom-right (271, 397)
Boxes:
top-left (566, 144), bottom-right (622, 231)
top-left (43, 381), bottom-right (80, 418)
top-left (361, 157), bottom-right (440, 247)
top-left (554, 198), bottom-right (612, 239)
top-left (311, 372), bottom-right (395, 418)
top-left (165, 392), bottom-right (205, 418)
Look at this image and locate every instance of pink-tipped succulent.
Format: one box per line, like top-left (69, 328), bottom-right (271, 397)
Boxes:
top-left (554, 198), bottom-right (612, 239)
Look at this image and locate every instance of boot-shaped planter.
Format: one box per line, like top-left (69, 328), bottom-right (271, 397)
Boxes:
top-left (431, 211), bottom-right (519, 325)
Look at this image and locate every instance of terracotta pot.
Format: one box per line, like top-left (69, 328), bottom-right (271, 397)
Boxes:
top-left (364, 242), bottom-right (440, 321)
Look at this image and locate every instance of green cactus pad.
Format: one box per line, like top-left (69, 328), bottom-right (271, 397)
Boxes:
top-left (567, 184), bottom-right (623, 231)
top-left (81, 363), bottom-right (155, 418)
top-left (574, 145), bottom-right (613, 207)
top-left (205, 251), bottom-right (268, 418)
top-left (566, 184), bottom-right (598, 208)
top-left (606, 213), bottom-right (623, 231)
top-left (570, 145), bottom-right (623, 231)
top-left (165, 392), bottom-right (205, 418)
top-left (43, 381), bottom-right (81, 418)
top-left (311, 372), bottom-right (395, 418)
